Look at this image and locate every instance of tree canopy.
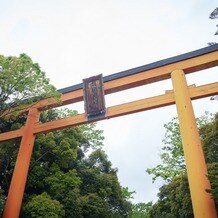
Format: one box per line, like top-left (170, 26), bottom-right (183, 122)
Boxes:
top-left (0, 108), bottom-right (132, 217)
top-left (146, 112), bottom-right (218, 217)
top-left (0, 54), bottom-right (60, 119)
top-left (146, 117), bottom-right (185, 182)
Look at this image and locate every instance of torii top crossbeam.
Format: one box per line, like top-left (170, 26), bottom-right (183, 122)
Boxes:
top-left (1, 45), bottom-right (218, 142)
top-left (58, 44), bottom-right (218, 94)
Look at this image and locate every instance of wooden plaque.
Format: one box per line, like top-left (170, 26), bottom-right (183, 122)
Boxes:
top-left (83, 74), bottom-right (106, 120)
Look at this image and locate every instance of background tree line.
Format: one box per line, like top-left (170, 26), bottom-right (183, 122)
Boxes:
top-left (0, 54), bottom-right (132, 217)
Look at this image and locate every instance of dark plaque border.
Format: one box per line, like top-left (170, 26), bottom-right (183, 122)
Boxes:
top-left (83, 74), bottom-right (106, 121)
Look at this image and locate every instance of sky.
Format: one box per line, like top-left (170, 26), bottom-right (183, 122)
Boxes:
top-left (0, 0), bottom-right (217, 203)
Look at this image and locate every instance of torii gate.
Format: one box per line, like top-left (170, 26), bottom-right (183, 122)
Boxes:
top-left (0, 45), bottom-right (218, 218)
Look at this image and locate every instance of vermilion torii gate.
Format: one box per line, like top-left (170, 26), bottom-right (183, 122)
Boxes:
top-left (0, 45), bottom-right (218, 218)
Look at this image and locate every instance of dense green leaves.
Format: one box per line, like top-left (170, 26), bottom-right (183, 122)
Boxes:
top-left (80, 193), bottom-right (111, 218)
top-left (0, 187), bottom-right (5, 215)
top-left (146, 113), bottom-right (218, 217)
top-left (45, 170), bottom-right (81, 199)
top-left (129, 202), bottom-right (152, 218)
top-left (146, 118), bottom-right (185, 182)
top-left (207, 162), bottom-right (218, 209)
top-left (23, 193), bottom-right (65, 218)
top-left (0, 109), bottom-right (131, 217)
top-left (203, 113), bottom-right (218, 209)
top-left (121, 187), bottom-right (135, 201)
top-left (0, 53), bottom-right (131, 216)
top-left (149, 175), bottom-right (193, 218)
top-left (0, 54), bottom-right (60, 119)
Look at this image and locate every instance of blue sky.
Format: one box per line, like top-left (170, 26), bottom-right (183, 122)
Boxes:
top-left (0, 0), bottom-right (217, 203)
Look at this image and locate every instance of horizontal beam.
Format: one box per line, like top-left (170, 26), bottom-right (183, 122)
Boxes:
top-left (30, 50), bottom-right (218, 111)
top-left (103, 52), bottom-right (218, 93)
top-left (59, 45), bottom-right (218, 94)
top-left (32, 82), bottom-right (218, 135)
top-left (0, 128), bottom-right (24, 142)
top-left (1, 82), bottom-right (217, 142)
top-left (2, 46), bottom-right (217, 117)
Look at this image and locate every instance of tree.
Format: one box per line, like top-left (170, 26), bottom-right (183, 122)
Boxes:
top-left (23, 192), bottom-right (65, 218)
top-left (0, 187), bottom-right (5, 215)
top-left (149, 175), bottom-right (193, 218)
top-left (129, 202), bottom-right (153, 218)
top-left (146, 113), bottom-right (214, 182)
top-left (0, 52), bottom-right (131, 217)
top-left (202, 113), bottom-right (218, 209)
top-left (0, 54), bottom-right (60, 119)
top-left (147, 113), bottom-right (218, 216)
top-left (0, 109), bottom-right (131, 217)
top-left (0, 52), bottom-right (132, 217)
top-left (121, 187), bottom-right (136, 201)
top-left (208, 7), bottom-right (218, 45)
top-left (146, 117), bottom-right (185, 182)
top-left (210, 7), bottom-right (218, 19)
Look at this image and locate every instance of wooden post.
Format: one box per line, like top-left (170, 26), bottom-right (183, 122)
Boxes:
top-left (171, 70), bottom-right (217, 218)
top-left (3, 108), bottom-right (40, 218)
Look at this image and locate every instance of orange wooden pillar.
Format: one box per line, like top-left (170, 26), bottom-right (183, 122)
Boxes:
top-left (3, 108), bottom-right (40, 218)
top-left (171, 70), bottom-right (217, 218)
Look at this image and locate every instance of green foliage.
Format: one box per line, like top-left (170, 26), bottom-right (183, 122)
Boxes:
top-left (121, 187), bottom-right (136, 201)
top-left (45, 170), bottom-right (81, 200)
top-left (147, 113), bottom-right (218, 216)
top-left (80, 193), bottom-right (111, 218)
top-left (0, 187), bottom-right (5, 215)
top-left (78, 149), bottom-right (131, 217)
top-left (129, 202), bottom-right (152, 218)
top-left (200, 113), bottom-right (218, 163)
top-left (202, 113), bottom-right (218, 209)
top-left (149, 175), bottom-right (193, 218)
top-left (0, 53), bottom-right (60, 119)
top-left (0, 109), bottom-right (131, 217)
top-left (146, 118), bottom-right (185, 182)
top-left (146, 113), bottom-right (214, 182)
top-left (207, 162), bottom-right (218, 209)
top-left (23, 192), bottom-right (65, 218)
top-left (0, 54), bottom-right (131, 217)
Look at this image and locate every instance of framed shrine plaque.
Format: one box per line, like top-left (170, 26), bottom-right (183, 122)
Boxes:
top-left (83, 74), bottom-right (106, 120)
